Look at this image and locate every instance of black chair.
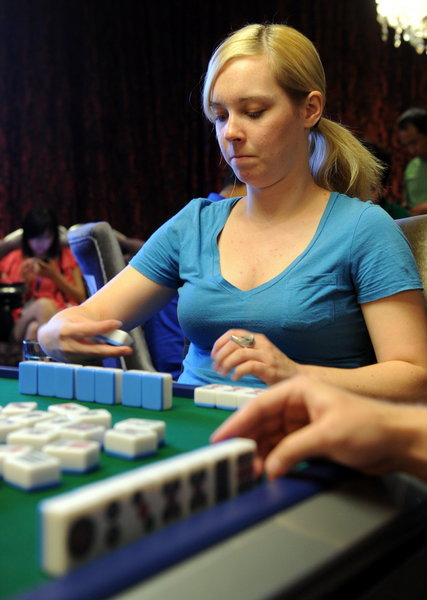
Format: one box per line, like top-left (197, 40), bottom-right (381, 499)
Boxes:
top-left (68, 222), bottom-right (155, 371)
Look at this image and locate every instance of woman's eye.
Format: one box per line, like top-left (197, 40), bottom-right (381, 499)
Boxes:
top-left (214, 113), bottom-right (227, 123)
top-left (247, 110), bottom-right (263, 119)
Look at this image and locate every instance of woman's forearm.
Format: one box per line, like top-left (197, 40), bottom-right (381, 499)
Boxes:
top-left (298, 360), bottom-right (427, 403)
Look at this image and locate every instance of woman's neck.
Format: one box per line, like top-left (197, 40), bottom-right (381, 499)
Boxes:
top-left (242, 177), bottom-right (329, 224)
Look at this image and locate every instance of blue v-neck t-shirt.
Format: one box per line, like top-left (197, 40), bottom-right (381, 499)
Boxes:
top-left (130, 193), bottom-right (422, 387)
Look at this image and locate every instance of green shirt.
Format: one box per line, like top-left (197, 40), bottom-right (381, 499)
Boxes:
top-left (404, 157), bottom-right (427, 208)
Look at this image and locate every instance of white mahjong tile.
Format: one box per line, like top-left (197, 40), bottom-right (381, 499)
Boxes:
top-left (0, 417), bottom-right (24, 442)
top-left (156, 457), bottom-right (189, 523)
top-left (3, 401), bottom-right (38, 415)
top-left (40, 464), bottom-right (162, 575)
top-left (58, 422), bottom-right (106, 445)
top-left (214, 385), bottom-right (253, 410)
top-left (194, 384), bottom-right (236, 408)
top-left (7, 427), bottom-right (61, 450)
top-left (74, 409), bottom-right (112, 429)
top-left (48, 402), bottom-right (90, 416)
top-left (34, 416), bottom-right (79, 431)
top-left (177, 446), bottom-right (217, 515)
top-left (104, 428), bottom-right (157, 459)
top-left (234, 386), bottom-right (265, 408)
top-left (43, 439), bottom-right (100, 473)
top-left (12, 410), bottom-right (53, 427)
top-left (3, 450), bottom-right (61, 491)
top-left (0, 443), bottom-right (33, 475)
top-left (114, 418), bottom-right (166, 445)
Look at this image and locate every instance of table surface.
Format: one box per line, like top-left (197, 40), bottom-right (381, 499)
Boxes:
top-left (0, 371), bottom-right (227, 599)
top-left (3, 368), bottom-right (427, 600)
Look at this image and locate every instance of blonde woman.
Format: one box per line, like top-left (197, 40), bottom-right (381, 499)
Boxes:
top-left (39, 24), bottom-right (427, 401)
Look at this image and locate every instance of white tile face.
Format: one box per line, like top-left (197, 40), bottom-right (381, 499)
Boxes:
top-left (58, 423), bottom-right (106, 445)
top-left (0, 417), bottom-right (23, 442)
top-left (12, 410), bottom-right (53, 427)
top-left (43, 439), bottom-right (100, 473)
top-left (7, 427), bottom-right (61, 450)
top-left (34, 416), bottom-right (78, 431)
top-left (104, 428), bottom-right (157, 459)
top-left (48, 403), bottom-right (90, 416)
top-left (0, 444), bottom-right (33, 475)
top-left (75, 409), bottom-right (112, 429)
top-left (114, 418), bottom-right (166, 444)
top-left (3, 450), bottom-right (61, 490)
top-left (3, 402), bottom-right (38, 415)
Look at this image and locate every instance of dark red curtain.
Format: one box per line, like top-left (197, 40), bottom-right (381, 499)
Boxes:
top-left (0, 0), bottom-right (426, 239)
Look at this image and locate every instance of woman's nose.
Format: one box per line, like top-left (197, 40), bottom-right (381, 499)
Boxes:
top-left (224, 115), bottom-right (244, 142)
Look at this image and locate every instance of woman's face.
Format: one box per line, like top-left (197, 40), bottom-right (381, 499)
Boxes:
top-left (28, 229), bottom-right (54, 258)
top-left (210, 55), bottom-right (312, 190)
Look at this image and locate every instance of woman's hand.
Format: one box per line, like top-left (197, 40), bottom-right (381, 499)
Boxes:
top-left (211, 328), bottom-right (300, 385)
top-left (37, 311), bottom-right (133, 363)
top-left (20, 258), bottom-right (38, 284)
top-left (35, 258), bottom-right (60, 281)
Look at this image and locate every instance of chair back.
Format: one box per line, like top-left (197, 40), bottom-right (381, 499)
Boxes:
top-left (68, 222), bottom-right (155, 371)
top-left (397, 215), bottom-right (427, 311)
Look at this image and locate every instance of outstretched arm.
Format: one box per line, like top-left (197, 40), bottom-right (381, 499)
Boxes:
top-left (38, 265), bottom-right (176, 362)
top-left (211, 375), bottom-right (427, 482)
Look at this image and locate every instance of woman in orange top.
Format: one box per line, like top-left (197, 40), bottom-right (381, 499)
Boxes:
top-left (0, 207), bottom-right (86, 341)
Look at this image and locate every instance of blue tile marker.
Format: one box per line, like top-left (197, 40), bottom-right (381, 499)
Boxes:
top-left (122, 370), bottom-right (143, 407)
top-left (141, 373), bottom-right (162, 410)
top-left (18, 361), bottom-right (38, 395)
top-left (75, 367), bottom-right (96, 403)
top-left (94, 368), bottom-right (122, 405)
top-left (38, 363), bottom-right (57, 397)
top-left (142, 373), bottom-right (172, 411)
top-left (54, 364), bottom-right (77, 400)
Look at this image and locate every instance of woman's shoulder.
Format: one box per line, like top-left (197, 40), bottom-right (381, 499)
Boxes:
top-left (166, 197), bottom-right (237, 230)
top-left (331, 193), bottom-right (396, 225)
top-left (60, 246), bottom-right (78, 267)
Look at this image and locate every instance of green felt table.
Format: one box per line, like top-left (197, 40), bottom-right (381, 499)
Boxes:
top-left (0, 373), bottom-right (227, 600)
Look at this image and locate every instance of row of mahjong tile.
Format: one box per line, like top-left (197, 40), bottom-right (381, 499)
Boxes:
top-left (40, 437), bottom-right (257, 576)
top-left (18, 361), bottom-right (173, 410)
top-left (194, 383), bottom-right (265, 410)
top-left (0, 401), bottom-right (166, 491)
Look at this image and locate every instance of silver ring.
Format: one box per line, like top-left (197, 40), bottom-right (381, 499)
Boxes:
top-left (230, 333), bottom-right (255, 348)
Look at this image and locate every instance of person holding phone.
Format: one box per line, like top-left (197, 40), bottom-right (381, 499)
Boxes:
top-left (0, 207), bottom-right (86, 342)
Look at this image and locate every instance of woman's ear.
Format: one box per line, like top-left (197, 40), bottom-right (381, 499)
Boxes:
top-left (304, 91), bottom-right (323, 129)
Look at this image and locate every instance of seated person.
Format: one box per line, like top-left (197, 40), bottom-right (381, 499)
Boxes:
top-left (362, 140), bottom-right (409, 218)
top-left (0, 207), bottom-right (86, 342)
top-left (38, 24), bottom-right (427, 402)
top-left (212, 375), bottom-right (427, 483)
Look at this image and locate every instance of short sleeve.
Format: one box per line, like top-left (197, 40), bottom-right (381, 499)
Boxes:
top-left (350, 204), bottom-right (422, 303)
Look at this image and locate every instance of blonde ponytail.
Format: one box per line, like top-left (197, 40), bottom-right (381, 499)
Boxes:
top-left (309, 118), bottom-right (385, 200)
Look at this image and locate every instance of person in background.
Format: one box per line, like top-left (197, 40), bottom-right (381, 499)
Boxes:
top-left (397, 107), bottom-right (427, 216)
top-left (38, 24), bottom-right (427, 402)
top-left (0, 207), bottom-right (86, 342)
top-left (212, 375), bottom-right (427, 483)
top-left (362, 140), bottom-right (409, 218)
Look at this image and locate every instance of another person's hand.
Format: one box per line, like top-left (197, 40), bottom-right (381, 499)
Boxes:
top-left (38, 311), bottom-right (133, 363)
top-left (35, 258), bottom-right (60, 281)
top-left (211, 375), bottom-right (412, 480)
top-left (211, 329), bottom-right (299, 385)
top-left (20, 258), bottom-right (38, 284)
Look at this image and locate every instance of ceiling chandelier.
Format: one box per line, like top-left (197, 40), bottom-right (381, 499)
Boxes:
top-left (375, 1), bottom-right (427, 54)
